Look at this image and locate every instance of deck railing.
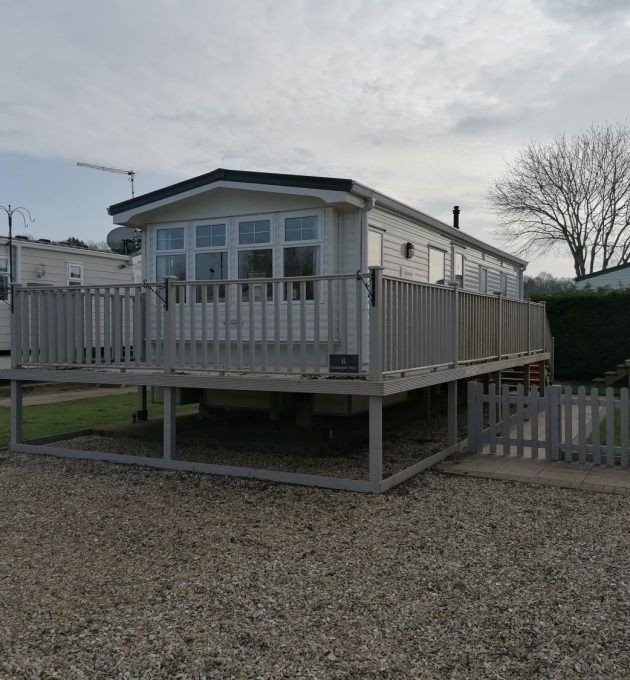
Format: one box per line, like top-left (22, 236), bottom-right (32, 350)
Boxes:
top-left (10, 269), bottom-right (551, 379)
top-left (380, 275), bottom-right (549, 375)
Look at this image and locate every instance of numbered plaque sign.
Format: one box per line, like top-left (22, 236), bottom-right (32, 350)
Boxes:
top-left (329, 354), bottom-right (360, 374)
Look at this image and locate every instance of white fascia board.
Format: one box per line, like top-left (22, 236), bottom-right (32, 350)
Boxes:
top-left (351, 182), bottom-right (527, 269)
top-left (112, 181), bottom-right (363, 226)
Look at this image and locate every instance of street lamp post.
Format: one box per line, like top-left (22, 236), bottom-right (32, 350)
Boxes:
top-left (0, 205), bottom-right (35, 311)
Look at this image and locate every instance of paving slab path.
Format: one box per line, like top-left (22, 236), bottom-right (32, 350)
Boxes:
top-left (438, 453), bottom-right (630, 494)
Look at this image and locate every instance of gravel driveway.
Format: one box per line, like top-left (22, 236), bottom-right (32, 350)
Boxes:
top-left (1, 452), bottom-right (629, 678)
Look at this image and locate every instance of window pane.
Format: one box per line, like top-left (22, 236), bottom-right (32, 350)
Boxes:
top-left (284, 246), bottom-right (318, 300)
top-left (239, 220), bottom-right (270, 245)
top-left (429, 248), bottom-right (445, 284)
top-left (196, 224), bottom-right (226, 248)
top-left (157, 227), bottom-right (184, 250)
top-left (501, 273), bottom-right (508, 295)
top-left (156, 254), bottom-right (186, 280)
top-left (285, 215), bottom-right (319, 242)
top-left (480, 268), bottom-right (488, 293)
top-left (0, 258), bottom-right (7, 273)
top-left (0, 274), bottom-right (8, 302)
top-left (196, 251), bottom-right (227, 301)
top-left (238, 249), bottom-right (273, 301)
top-left (368, 231), bottom-right (383, 268)
top-left (454, 253), bottom-right (464, 286)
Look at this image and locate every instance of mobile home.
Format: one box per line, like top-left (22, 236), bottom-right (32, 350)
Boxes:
top-left (1, 169), bottom-right (552, 492)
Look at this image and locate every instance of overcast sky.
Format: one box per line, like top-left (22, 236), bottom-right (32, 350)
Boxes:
top-left (1, 0), bottom-right (629, 276)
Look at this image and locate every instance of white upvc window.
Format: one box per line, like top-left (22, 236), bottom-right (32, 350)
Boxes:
top-left (67, 262), bottom-right (83, 286)
top-left (283, 214), bottom-right (321, 300)
top-left (0, 257), bottom-right (8, 302)
top-left (454, 251), bottom-right (464, 287)
top-left (428, 246), bottom-right (446, 285)
top-left (196, 223), bottom-right (226, 249)
top-left (368, 229), bottom-right (383, 268)
top-left (237, 216), bottom-right (273, 301)
top-left (480, 266), bottom-right (488, 293)
top-left (156, 227), bottom-right (185, 251)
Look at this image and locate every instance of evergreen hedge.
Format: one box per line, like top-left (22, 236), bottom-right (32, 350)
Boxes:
top-left (531, 289), bottom-right (630, 381)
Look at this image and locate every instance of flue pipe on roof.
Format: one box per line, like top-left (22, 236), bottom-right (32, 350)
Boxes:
top-left (453, 206), bottom-right (460, 229)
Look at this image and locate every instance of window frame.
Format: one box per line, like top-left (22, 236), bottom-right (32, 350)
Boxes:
top-left (453, 251), bottom-right (464, 287)
top-left (195, 222), bottom-right (227, 250)
top-left (500, 272), bottom-right (509, 296)
top-left (67, 262), bottom-right (84, 287)
top-left (237, 216), bottom-right (273, 247)
top-left (281, 212), bottom-right (322, 301)
top-left (156, 226), bottom-right (186, 252)
top-left (368, 228), bottom-right (384, 269)
top-left (428, 245), bottom-right (447, 285)
top-left (480, 266), bottom-right (489, 293)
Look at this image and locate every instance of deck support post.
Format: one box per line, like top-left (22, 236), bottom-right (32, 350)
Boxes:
top-left (368, 395), bottom-right (383, 490)
top-left (137, 385), bottom-right (148, 421)
top-left (523, 363), bottom-right (531, 395)
top-left (163, 386), bottom-right (176, 461)
top-left (447, 380), bottom-right (457, 446)
top-left (10, 380), bottom-right (22, 447)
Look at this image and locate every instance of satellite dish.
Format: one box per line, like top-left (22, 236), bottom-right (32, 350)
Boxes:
top-left (107, 226), bottom-right (142, 255)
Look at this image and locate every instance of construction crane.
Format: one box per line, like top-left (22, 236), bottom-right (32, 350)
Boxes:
top-left (77, 162), bottom-right (136, 197)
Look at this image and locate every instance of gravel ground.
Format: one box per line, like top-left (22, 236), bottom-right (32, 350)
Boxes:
top-left (48, 400), bottom-right (465, 479)
top-left (1, 452), bottom-right (630, 678)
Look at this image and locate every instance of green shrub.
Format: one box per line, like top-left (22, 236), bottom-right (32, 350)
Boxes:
top-left (531, 288), bottom-right (630, 381)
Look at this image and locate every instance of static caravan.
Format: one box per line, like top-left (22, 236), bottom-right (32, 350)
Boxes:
top-left (2, 169), bottom-right (552, 492)
top-left (0, 236), bottom-right (133, 352)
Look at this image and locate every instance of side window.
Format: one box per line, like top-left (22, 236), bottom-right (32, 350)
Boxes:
top-left (67, 263), bottom-right (83, 286)
top-left (156, 254), bottom-right (186, 280)
top-left (368, 230), bottom-right (383, 268)
top-left (454, 252), bottom-right (464, 286)
top-left (480, 267), bottom-right (488, 293)
top-left (0, 257), bottom-right (8, 302)
top-left (428, 247), bottom-right (446, 285)
top-left (501, 273), bottom-right (508, 296)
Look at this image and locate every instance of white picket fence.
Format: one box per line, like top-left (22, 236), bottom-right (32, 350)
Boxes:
top-left (467, 382), bottom-right (630, 467)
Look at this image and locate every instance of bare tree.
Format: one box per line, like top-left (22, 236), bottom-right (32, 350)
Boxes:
top-left (489, 123), bottom-right (630, 277)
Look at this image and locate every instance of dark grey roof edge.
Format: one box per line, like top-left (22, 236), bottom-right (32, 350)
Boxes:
top-left (108, 168), bottom-right (354, 215)
top-left (575, 261), bottom-right (630, 282)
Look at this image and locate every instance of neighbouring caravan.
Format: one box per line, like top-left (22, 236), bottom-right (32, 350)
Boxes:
top-left (0, 236), bottom-right (133, 352)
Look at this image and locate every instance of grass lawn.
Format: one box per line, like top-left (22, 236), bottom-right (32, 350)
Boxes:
top-left (0, 392), bottom-right (196, 448)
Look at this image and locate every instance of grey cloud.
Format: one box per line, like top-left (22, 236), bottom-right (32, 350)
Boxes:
top-left (535, 0), bottom-right (630, 20)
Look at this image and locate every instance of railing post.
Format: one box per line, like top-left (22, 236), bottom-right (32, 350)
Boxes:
top-left (451, 284), bottom-right (459, 367)
top-left (496, 293), bottom-right (503, 360)
top-left (527, 300), bottom-right (531, 355)
top-left (10, 283), bottom-right (22, 368)
top-left (368, 267), bottom-right (383, 381)
top-left (163, 276), bottom-right (177, 374)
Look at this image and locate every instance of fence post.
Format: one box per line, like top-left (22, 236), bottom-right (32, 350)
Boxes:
top-left (163, 276), bottom-right (177, 374)
top-left (527, 300), bottom-right (531, 355)
top-left (368, 267), bottom-right (383, 381)
top-left (547, 385), bottom-right (561, 461)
